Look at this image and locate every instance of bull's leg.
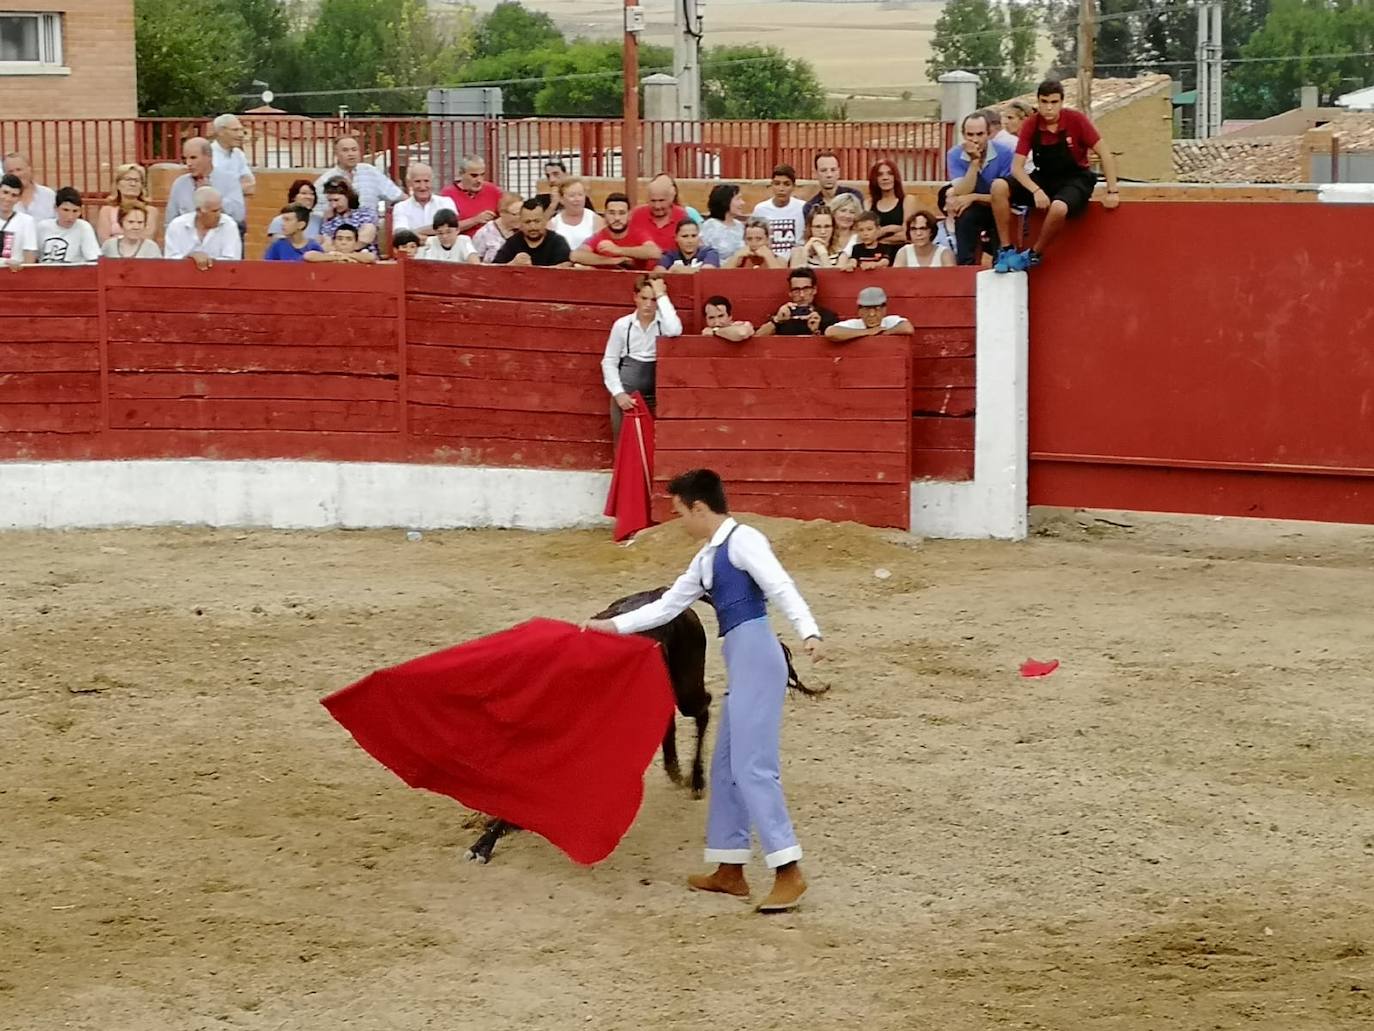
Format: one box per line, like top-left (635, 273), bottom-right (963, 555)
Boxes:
top-left (465, 818), bottom-right (520, 864)
top-left (662, 715), bottom-right (683, 785)
top-left (690, 700), bottom-right (711, 799)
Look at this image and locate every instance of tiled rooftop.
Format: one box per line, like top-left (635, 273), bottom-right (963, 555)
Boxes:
top-left (1001, 75), bottom-right (1174, 116)
top-left (1171, 136), bottom-right (1304, 183)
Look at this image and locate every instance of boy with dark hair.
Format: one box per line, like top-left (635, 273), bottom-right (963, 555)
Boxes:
top-left (848, 211), bottom-right (894, 269)
top-left (584, 469), bottom-right (823, 913)
top-left (750, 163), bottom-right (807, 258)
top-left (391, 228), bottom-right (421, 259)
top-left (37, 186), bottom-right (100, 265)
top-left (990, 77), bottom-right (1119, 272)
top-left (263, 204), bottom-right (327, 261)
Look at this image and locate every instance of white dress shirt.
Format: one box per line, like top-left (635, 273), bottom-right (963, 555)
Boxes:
top-left (611, 517), bottom-right (821, 641)
top-left (164, 212), bottom-right (243, 260)
top-left (391, 194), bottom-right (457, 233)
top-left (600, 295), bottom-right (683, 396)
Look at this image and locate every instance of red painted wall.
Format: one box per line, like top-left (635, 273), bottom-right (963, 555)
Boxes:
top-left (655, 337), bottom-right (913, 528)
top-left (0, 265), bottom-right (976, 500)
top-left (1029, 203), bottom-right (1374, 524)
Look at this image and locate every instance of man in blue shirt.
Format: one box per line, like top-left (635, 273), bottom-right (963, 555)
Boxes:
top-left (945, 110), bottom-right (1014, 266)
top-left (263, 205), bottom-right (326, 262)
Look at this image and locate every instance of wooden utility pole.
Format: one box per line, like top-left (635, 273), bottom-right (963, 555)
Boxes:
top-left (1078, 0), bottom-right (1095, 115)
top-left (622, 1), bottom-right (642, 205)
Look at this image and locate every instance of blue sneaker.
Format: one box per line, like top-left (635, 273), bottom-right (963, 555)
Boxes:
top-left (993, 247), bottom-right (1017, 273)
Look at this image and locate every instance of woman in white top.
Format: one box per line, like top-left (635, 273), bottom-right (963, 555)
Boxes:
top-left (787, 205), bottom-right (853, 270)
top-left (698, 182), bottom-right (747, 258)
top-left (828, 193), bottom-right (862, 258)
top-left (895, 210), bottom-right (954, 268)
top-left (548, 179), bottom-right (603, 251)
top-left (100, 202), bottom-right (162, 259)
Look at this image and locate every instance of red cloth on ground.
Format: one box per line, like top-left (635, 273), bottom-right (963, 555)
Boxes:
top-left (603, 394), bottom-right (655, 541)
top-left (321, 618), bottom-right (674, 865)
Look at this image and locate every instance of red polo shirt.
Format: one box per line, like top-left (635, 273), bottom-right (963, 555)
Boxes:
top-left (1016, 108), bottom-right (1101, 170)
top-left (582, 226), bottom-right (659, 271)
top-left (440, 181), bottom-right (503, 235)
top-left (627, 204), bottom-right (686, 256)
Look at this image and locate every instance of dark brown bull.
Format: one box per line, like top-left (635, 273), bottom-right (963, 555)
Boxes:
top-left (464, 586), bottom-right (824, 864)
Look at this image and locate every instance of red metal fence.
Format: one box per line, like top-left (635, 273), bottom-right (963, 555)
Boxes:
top-left (2, 116), bottom-right (952, 198)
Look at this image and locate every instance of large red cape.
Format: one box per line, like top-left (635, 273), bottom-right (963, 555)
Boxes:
top-left (321, 618), bottom-right (674, 865)
top-left (603, 394), bottom-right (655, 542)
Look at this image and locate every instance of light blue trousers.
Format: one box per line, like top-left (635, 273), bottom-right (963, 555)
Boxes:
top-left (703, 617), bottom-right (802, 869)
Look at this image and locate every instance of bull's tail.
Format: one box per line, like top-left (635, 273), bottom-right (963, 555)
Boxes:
top-left (781, 641), bottom-right (829, 698)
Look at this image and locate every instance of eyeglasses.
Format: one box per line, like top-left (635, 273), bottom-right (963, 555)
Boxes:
top-left (789, 285), bottom-right (815, 294)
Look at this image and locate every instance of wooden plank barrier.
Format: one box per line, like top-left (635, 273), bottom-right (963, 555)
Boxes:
top-left (654, 336), bottom-right (913, 529)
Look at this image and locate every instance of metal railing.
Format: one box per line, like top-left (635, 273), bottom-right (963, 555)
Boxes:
top-left (2, 116), bottom-right (953, 199)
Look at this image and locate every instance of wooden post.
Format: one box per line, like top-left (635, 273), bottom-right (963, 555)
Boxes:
top-left (622, 0), bottom-right (641, 205)
top-left (1078, 0), bottom-right (1095, 116)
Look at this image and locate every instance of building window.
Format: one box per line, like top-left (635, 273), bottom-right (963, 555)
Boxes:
top-left (0, 11), bottom-right (64, 70)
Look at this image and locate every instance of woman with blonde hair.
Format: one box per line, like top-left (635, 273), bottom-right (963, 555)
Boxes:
top-left (548, 178), bottom-right (603, 251)
top-left (788, 205), bottom-right (852, 270)
top-left (828, 192), bottom-right (863, 257)
top-left (96, 163), bottom-right (156, 243)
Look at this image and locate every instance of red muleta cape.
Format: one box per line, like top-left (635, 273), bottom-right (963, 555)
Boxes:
top-left (321, 618), bottom-right (674, 865)
top-left (603, 395), bottom-right (655, 542)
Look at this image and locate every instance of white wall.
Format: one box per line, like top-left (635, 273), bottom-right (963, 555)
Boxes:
top-left (909, 270), bottom-right (1029, 541)
top-left (0, 461), bottom-right (612, 531)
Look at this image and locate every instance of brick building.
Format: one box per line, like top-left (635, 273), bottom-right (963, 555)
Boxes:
top-left (1, 0), bottom-right (137, 192)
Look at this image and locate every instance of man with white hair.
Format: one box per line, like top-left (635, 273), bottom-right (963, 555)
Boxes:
top-left (440, 155), bottom-right (502, 235)
top-left (164, 186), bottom-right (242, 268)
top-left (312, 136), bottom-right (404, 220)
top-left (390, 163), bottom-right (456, 240)
top-left (211, 114), bottom-right (255, 233)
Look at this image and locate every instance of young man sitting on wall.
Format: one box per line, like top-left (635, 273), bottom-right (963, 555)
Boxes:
top-left (990, 78), bottom-right (1120, 273)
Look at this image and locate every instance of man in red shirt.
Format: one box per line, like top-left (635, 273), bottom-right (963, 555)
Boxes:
top-left (440, 155), bottom-right (503, 236)
top-left (571, 192), bottom-right (662, 270)
top-left (990, 78), bottom-right (1119, 272)
top-left (626, 174), bottom-right (686, 256)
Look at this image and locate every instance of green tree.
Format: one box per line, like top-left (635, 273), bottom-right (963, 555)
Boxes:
top-left (533, 41), bottom-right (672, 116)
top-left (1229, 0), bottom-right (1374, 117)
top-left (701, 45), bottom-right (827, 119)
top-left (452, 46), bottom-right (560, 117)
top-left (135, 0), bottom-right (252, 116)
top-left (297, 0), bottom-right (471, 111)
top-left (472, 0), bottom-right (562, 59)
top-left (925, 0), bottom-right (1033, 104)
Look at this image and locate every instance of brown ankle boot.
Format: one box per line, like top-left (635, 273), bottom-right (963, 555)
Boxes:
top-left (687, 863), bottom-right (750, 898)
top-left (755, 864), bottom-right (807, 912)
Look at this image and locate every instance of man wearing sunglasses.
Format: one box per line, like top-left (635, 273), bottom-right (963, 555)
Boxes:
top-left (752, 267), bottom-right (838, 337)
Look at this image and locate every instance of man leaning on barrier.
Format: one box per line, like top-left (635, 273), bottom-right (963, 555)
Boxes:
top-left (824, 286), bottom-right (914, 343)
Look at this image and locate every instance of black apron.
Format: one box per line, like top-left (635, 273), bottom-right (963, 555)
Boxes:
top-left (609, 320), bottom-right (658, 438)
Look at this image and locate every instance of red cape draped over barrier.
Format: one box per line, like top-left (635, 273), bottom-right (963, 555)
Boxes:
top-left (321, 618), bottom-right (675, 865)
top-left (603, 394), bottom-right (655, 541)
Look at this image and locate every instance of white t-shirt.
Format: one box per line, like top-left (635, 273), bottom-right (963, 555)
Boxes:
top-left (550, 209), bottom-right (598, 251)
top-left (833, 315), bottom-right (907, 332)
top-left (391, 194), bottom-right (457, 233)
top-left (17, 185), bottom-right (56, 223)
top-left (418, 234), bottom-right (477, 263)
top-left (750, 197), bottom-right (807, 257)
top-left (36, 218), bottom-right (101, 265)
top-left (0, 209), bottom-right (39, 262)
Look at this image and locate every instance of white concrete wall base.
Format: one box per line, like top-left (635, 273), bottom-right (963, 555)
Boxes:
top-left (909, 270), bottom-right (1030, 540)
top-left (0, 460), bottom-right (612, 531)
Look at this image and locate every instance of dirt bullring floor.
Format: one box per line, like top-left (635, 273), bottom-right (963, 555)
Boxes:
top-left (3, 513), bottom-right (1373, 1030)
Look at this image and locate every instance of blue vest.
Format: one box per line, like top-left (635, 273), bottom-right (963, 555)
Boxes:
top-left (710, 526), bottom-right (767, 637)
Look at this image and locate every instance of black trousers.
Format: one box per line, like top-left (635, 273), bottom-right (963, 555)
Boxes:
top-left (610, 357), bottom-right (656, 439)
top-left (954, 203), bottom-right (998, 265)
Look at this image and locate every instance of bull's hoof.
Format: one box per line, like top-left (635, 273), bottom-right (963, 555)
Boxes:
top-left (463, 848), bottom-right (490, 865)
top-left (664, 762), bottom-right (684, 786)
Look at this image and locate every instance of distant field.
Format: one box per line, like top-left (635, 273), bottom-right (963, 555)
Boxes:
top-left (466, 0), bottom-right (950, 99)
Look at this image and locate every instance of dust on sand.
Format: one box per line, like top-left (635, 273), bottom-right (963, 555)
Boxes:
top-left (3, 512), bottom-right (1373, 1030)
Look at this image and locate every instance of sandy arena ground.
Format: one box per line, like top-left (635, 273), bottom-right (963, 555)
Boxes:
top-left (3, 511), bottom-right (1374, 1030)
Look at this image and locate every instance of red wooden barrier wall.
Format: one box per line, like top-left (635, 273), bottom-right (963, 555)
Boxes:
top-left (1029, 202), bottom-right (1374, 524)
top-left (0, 266), bottom-right (976, 500)
top-left (655, 337), bottom-right (913, 528)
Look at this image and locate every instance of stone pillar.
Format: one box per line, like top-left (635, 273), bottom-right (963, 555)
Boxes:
top-left (642, 74), bottom-right (685, 179)
top-left (643, 74), bottom-right (679, 122)
top-left (1300, 85), bottom-right (1320, 109)
top-left (939, 70), bottom-right (981, 128)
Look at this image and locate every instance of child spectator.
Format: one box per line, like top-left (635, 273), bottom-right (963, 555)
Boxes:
top-left (37, 187), bottom-right (100, 265)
